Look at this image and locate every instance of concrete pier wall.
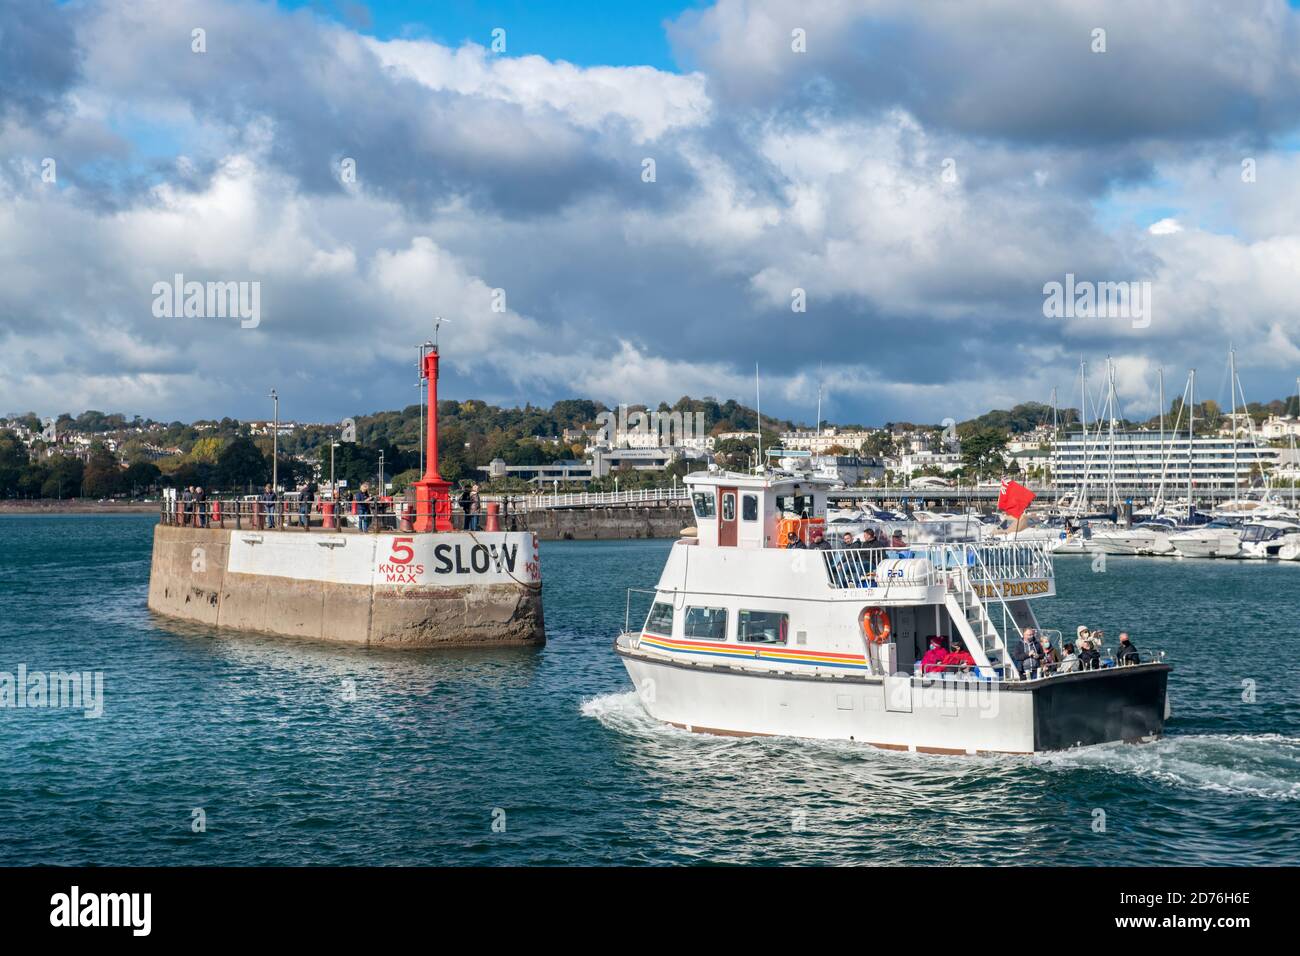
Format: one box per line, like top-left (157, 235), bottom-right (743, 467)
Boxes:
top-left (148, 525), bottom-right (544, 647)
top-left (518, 503), bottom-right (692, 541)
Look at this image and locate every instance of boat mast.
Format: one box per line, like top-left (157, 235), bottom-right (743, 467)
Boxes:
top-left (1107, 357), bottom-right (1117, 512)
top-left (1230, 346), bottom-right (1239, 504)
top-left (1157, 368), bottom-right (1165, 512)
top-left (755, 362), bottom-right (762, 472)
top-left (1188, 368), bottom-right (1196, 520)
top-left (1079, 358), bottom-right (1089, 514)
top-left (1051, 387), bottom-right (1059, 501)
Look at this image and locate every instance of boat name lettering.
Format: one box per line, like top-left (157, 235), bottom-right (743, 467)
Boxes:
top-left (973, 580), bottom-right (1050, 598)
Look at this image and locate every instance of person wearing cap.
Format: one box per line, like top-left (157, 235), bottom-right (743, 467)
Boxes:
top-left (786, 531), bottom-right (806, 549)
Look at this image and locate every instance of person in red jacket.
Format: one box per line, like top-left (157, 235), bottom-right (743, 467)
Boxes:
top-left (920, 636), bottom-right (949, 674)
top-left (942, 639), bottom-right (977, 674)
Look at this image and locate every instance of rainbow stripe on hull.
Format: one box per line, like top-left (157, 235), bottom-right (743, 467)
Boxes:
top-left (638, 633), bottom-right (869, 671)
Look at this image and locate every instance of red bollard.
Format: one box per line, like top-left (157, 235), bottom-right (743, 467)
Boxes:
top-left (485, 502), bottom-right (500, 532)
top-left (211, 500), bottom-right (222, 524)
top-left (321, 500), bottom-right (336, 529)
top-left (252, 499), bottom-right (263, 530)
top-left (399, 501), bottom-right (414, 532)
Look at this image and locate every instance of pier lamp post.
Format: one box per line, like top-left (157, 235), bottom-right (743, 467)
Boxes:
top-left (269, 389), bottom-right (279, 491)
top-left (330, 441), bottom-right (340, 498)
top-left (412, 321), bottom-right (453, 532)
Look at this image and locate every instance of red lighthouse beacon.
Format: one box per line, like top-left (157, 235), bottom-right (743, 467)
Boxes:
top-left (413, 337), bottom-right (453, 532)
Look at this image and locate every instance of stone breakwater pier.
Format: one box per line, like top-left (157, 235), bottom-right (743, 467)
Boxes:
top-left (148, 339), bottom-right (544, 648)
top-left (148, 522), bottom-right (543, 647)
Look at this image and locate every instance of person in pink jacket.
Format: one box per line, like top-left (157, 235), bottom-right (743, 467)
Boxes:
top-left (920, 636), bottom-right (949, 674)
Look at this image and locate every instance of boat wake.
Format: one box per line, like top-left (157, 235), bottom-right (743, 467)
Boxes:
top-left (580, 691), bottom-right (685, 740)
top-left (1040, 733), bottom-right (1300, 801)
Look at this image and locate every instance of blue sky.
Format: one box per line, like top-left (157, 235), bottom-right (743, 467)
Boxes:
top-left (280, 0), bottom-right (701, 69)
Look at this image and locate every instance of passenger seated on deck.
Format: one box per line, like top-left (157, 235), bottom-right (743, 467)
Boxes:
top-left (1078, 638), bottom-right (1101, 671)
top-left (1040, 635), bottom-right (1061, 674)
top-left (920, 637), bottom-right (949, 674)
top-left (1117, 632), bottom-right (1140, 665)
top-left (941, 639), bottom-right (976, 675)
top-left (1058, 642), bottom-right (1081, 673)
top-left (1011, 627), bottom-right (1042, 679)
top-left (786, 531), bottom-right (806, 549)
top-left (889, 530), bottom-right (907, 549)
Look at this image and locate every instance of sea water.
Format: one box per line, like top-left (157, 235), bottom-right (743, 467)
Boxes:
top-left (0, 515), bottom-right (1296, 865)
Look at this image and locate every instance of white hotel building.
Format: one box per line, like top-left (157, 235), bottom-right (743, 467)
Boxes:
top-left (1050, 431), bottom-right (1281, 492)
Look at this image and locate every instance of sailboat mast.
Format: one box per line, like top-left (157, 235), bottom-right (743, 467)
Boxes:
top-left (1107, 357), bottom-right (1117, 511)
top-left (1230, 347), bottom-right (1239, 504)
top-left (1078, 359), bottom-right (1089, 513)
top-left (1157, 368), bottom-right (1165, 511)
top-left (1188, 368), bottom-right (1196, 519)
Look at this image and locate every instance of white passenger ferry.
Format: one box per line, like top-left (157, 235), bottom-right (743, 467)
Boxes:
top-left (615, 468), bottom-right (1171, 754)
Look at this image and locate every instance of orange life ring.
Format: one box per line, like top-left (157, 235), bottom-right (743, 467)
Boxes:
top-left (860, 606), bottom-right (892, 644)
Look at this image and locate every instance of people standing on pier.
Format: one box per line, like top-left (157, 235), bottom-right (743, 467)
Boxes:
top-left (458, 484), bottom-right (472, 530)
top-left (356, 482), bottom-right (372, 532)
top-left (298, 481), bottom-right (316, 528)
top-left (469, 483), bottom-right (482, 531)
top-left (194, 486), bottom-right (208, 528)
top-left (261, 484), bottom-right (278, 528)
top-left (181, 486), bottom-right (194, 526)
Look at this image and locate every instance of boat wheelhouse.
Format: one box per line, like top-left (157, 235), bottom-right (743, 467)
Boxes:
top-left (615, 468), bottom-right (1171, 754)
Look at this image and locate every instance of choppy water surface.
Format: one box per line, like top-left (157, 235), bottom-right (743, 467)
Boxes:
top-left (0, 515), bottom-right (1297, 865)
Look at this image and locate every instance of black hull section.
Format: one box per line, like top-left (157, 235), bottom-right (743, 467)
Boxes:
top-left (1032, 665), bottom-right (1170, 751)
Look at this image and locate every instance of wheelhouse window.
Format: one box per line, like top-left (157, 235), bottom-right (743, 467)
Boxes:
top-left (721, 492), bottom-right (736, 521)
top-left (684, 606), bottom-right (728, 641)
top-left (776, 493), bottom-right (814, 517)
top-left (644, 602), bottom-right (674, 637)
top-left (737, 610), bottom-right (789, 645)
top-left (692, 492), bottom-right (716, 520)
top-left (742, 494), bottom-right (758, 521)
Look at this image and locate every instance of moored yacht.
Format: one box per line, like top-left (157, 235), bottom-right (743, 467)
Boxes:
top-left (614, 468), bottom-right (1171, 755)
top-left (1168, 519), bottom-right (1245, 558)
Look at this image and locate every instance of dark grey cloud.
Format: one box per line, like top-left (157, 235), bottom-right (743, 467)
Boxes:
top-left (0, 0), bottom-right (81, 121)
top-left (670, 0), bottom-right (1300, 150)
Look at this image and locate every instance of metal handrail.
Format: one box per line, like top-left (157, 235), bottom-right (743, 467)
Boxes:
top-left (495, 487), bottom-right (691, 510)
top-left (157, 497), bottom-right (530, 533)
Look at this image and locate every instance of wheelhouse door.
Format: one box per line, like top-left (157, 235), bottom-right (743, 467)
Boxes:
top-left (718, 486), bottom-right (738, 547)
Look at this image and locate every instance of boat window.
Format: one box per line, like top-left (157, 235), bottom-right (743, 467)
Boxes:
top-left (776, 494), bottom-right (814, 517)
top-left (684, 606), bottom-right (728, 640)
top-left (737, 610), bottom-right (789, 645)
top-left (692, 492), bottom-right (716, 519)
top-left (742, 494), bottom-right (758, 521)
top-left (644, 602), bottom-right (674, 637)
top-left (721, 493), bottom-right (736, 521)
